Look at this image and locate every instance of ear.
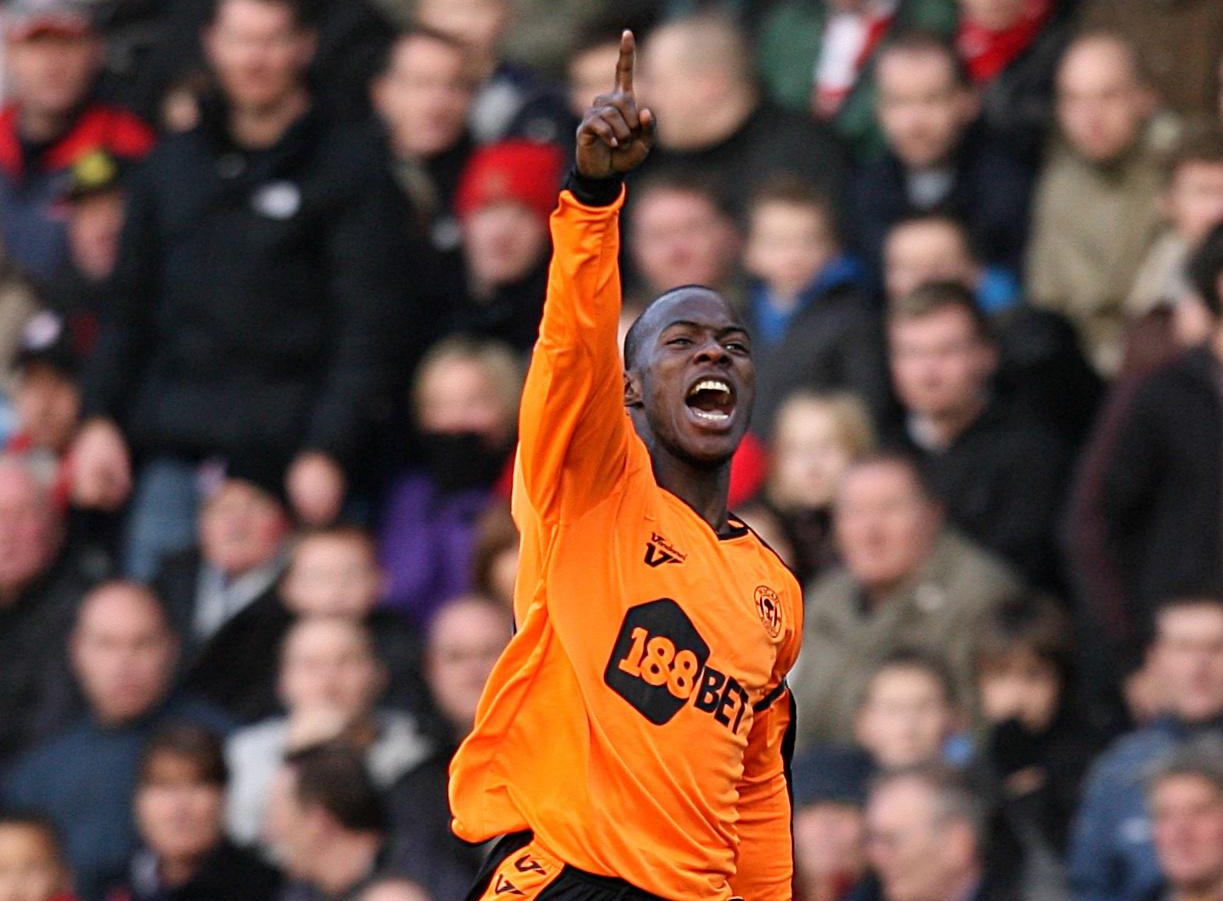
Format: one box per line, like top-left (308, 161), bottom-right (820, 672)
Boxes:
top-left (624, 370), bottom-right (643, 408)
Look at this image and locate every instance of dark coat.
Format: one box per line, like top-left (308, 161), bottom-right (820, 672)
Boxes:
top-left (82, 103), bottom-right (417, 474)
top-left (851, 123), bottom-right (1034, 286)
top-left (1099, 345), bottom-right (1223, 615)
top-left (109, 840), bottom-right (281, 901)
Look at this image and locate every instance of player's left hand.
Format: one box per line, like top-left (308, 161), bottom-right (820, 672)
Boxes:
top-left (576, 30), bottom-right (655, 179)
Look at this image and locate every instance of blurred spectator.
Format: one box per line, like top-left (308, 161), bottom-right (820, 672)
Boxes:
top-left (39, 150), bottom-right (128, 363)
top-left (1127, 122), bottom-right (1223, 319)
top-left (358, 878), bottom-right (431, 901)
top-left (564, 19), bottom-right (625, 122)
top-left (854, 649), bottom-right (966, 771)
top-left (742, 176), bottom-right (892, 429)
top-left (885, 281), bottom-right (1070, 588)
top-left (956, 0), bottom-right (1074, 162)
top-left (856, 763), bottom-right (1017, 901)
top-left (8, 313), bottom-right (81, 462)
top-left (1145, 737), bottom-right (1223, 901)
top-left (792, 746), bottom-right (873, 901)
top-left (0, 453), bottom-right (105, 771)
top-left (637, 6), bottom-right (850, 213)
top-left (1069, 595), bottom-right (1223, 901)
top-left (450, 140), bottom-right (564, 352)
top-left (3, 581), bottom-right (232, 901)
top-left (423, 594), bottom-right (511, 749)
top-left (755, 0), bottom-right (958, 162)
top-left (1068, 222), bottom-right (1223, 689)
top-left (71, 0), bottom-right (416, 578)
top-left (1026, 32), bottom-right (1166, 376)
top-left (370, 25), bottom-right (475, 306)
top-left (0, 255), bottom-right (39, 399)
top-left (791, 453), bottom-right (1022, 747)
top-left (882, 214), bottom-right (1102, 447)
top-left (106, 724), bottom-right (280, 901)
top-left (1078, 0), bottom-right (1223, 123)
top-left (379, 337), bottom-right (521, 626)
top-left (469, 501), bottom-right (518, 612)
top-left (154, 471), bottom-right (292, 725)
top-left (759, 390), bottom-right (877, 585)
top-left (0, 813), bottom-right (76, 901)
top-left (851, 31), bottom-right (1033, 289)
top-left (1092, 229), bottom-right (1223, 636)
top-left (225, 617), bottom-right (468, 899)
top-left (281, 526), bottom-right (430, 719)
top-left (263, 743), bottom-right (387, 901)
top-left (972, 596), bottom-right (1098, 877)
top-left (0, 0), bottom-right (153, 283)
top-left (626, 171), bottom-right (743, 304)
top-left (413, 0), bottom-right (569, 146)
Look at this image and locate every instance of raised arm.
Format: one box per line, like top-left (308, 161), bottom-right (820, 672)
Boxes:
top-left (516, 32), bottom-right (655, 525)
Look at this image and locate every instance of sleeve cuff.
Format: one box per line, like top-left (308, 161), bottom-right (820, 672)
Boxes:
top-left (565, 168), bottom-right (625, 207)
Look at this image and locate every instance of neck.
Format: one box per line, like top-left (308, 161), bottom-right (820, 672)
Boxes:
top-left (651, 453), bottom-right (733, 533)
top-left (19, 106), bottom-right (74, 144)
top-left (228, 88), bottom-right (309, 150)
top-left (310, 833), bottom-right (379, 897)
top-left (913, 395), bottom-right (987, 450)
top-left (160, 852), bottom-right (205, 888)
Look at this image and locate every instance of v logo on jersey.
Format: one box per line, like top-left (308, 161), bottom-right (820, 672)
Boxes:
top-left (644, 532), bottom-right (686, 568)
top-left (514, 854), bottom-right (545, 875)
top-left (494, 875), bottom-right (524, 896)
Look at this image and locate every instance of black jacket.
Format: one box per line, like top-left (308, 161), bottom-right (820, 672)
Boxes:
top-left (83, 103), bottom-right (417, 475)
top-left (1101, 345), bottom-right (1223, 613)
top-left (113, 840), bottom-right (281, 901)
top-left (851, 122), bottom-right (1034, 287)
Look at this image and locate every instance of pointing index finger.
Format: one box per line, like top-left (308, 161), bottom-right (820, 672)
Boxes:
top-left (615, 29), bottom-right (635, 94)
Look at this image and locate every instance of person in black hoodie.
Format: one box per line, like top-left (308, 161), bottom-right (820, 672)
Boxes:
top-left (107, 723), bottom-right (280, 901)
top-left (70, 0), bottom-right (418, 581)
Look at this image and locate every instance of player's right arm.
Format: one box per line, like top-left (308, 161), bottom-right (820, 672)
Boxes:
top-left (516, 32), bottom-right (655, 525)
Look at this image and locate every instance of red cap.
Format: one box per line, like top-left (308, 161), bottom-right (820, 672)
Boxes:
top-left (454, 140), bottom-right (565, 225)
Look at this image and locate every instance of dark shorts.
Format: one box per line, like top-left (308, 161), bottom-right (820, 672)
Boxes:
top-left (464, 832), bottom-right (676, 901)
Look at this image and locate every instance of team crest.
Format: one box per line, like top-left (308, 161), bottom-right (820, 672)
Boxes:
top-left (755, 586), bottom-right (782, 638)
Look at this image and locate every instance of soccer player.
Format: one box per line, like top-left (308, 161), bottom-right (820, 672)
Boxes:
top-left (448, 31), bottom-right (803, 901)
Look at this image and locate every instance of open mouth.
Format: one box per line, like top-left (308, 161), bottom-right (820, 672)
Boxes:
top-left (685, 377), bottom-right (736, 424)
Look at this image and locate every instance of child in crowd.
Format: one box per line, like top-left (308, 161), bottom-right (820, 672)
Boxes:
top-left (760, 390), bottom-right (875, 584)
top-left (974, 595), bottom-right (1100, 857)
top-left (854, 648), bottom-right (969, 771)
top-left (0, 815), bottom-right (76, 901)
top-left (790, 747), bottom-right (872, 901)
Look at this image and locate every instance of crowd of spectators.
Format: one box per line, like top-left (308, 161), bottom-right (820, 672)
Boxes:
top-left (1, 0), bottom-right (1223, 900)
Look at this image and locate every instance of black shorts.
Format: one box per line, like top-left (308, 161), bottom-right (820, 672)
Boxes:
top-left (464, 832), bottom-right (675, 901)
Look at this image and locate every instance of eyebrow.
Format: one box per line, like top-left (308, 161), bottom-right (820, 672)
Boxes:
top-left (662, 320), bottom-right (750, 339)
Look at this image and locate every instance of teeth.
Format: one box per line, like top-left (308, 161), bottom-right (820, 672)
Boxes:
top-left (692, 408), bottom-right (730, 422)
top-left (688, 379), bottom-right (731, 398)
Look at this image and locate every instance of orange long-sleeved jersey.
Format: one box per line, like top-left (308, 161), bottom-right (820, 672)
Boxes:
top-left (449, 186), bottom-right (803, 901)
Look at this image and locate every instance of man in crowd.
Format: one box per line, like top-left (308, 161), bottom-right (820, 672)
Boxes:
top-left (0, 454), bottom-right (105, 771)
top-left (70, 0), bottom-right (417, 579)
top-left (1145, 738), bottom-right (1223, 901)
top-left (851, 30), bottom-right (1033, 289)
top-left (792, 452), bottom-right (1021, 746)
top-left (0, 0), bottom-right (154, 282)
top-left (885, 281), bottom-right (1070, 588)
top-left (3, 581), bottom-right (231, 901)
top-left (1070, 595), bottom-right (1223, 901)
top-left (1026, 31), bottom-right (1165, 376)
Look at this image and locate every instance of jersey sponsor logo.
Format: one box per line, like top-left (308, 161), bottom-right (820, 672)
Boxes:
top-left (604, 599), bottom-right (750, 733)
top-left (755, 585), bottom-right (782, 638)
top-left (514, 854), bottom-right (545, 875)
top-left (643, 532), bottom-right (686, 567)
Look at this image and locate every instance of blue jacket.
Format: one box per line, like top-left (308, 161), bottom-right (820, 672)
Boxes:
top-left (1068, 715), bottom-right (1223, 901)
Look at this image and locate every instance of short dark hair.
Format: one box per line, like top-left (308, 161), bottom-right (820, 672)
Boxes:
top-left (869, 762), bottom-right (989, 850)
top-left (975, 594), bottom-right (1073, 678)
top-left (877, 29), bottom-right (972, 89)
top-left (888, 280), bottom-right (993, 342)
top-left (887, 211), bottom-right (982, 264)
top-left (631, 168), bottom-right (737, 222)
top-left (381, 25), bottom-right (471, 77)
top-left (840, 450), bottom-right (942, 506)
top-left (863, 647), bottom-right (960, 709)
top-left (208, 0), bottom-right (319, 29)
top-left (138, 722), bottom-right (229, 788)
top-left (285, 742), bottom-right (387, 834)
top-left (1147, 734), bottom-right (1223, 796)
top-left (745, 174), bottom-right (840, 244)
top-left (0, 812), bottom-right (67, 866)
top-left (1153, 592), bottom-right (1223, 629)
top-left (1187, 220), bottom-right (1223, 316)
